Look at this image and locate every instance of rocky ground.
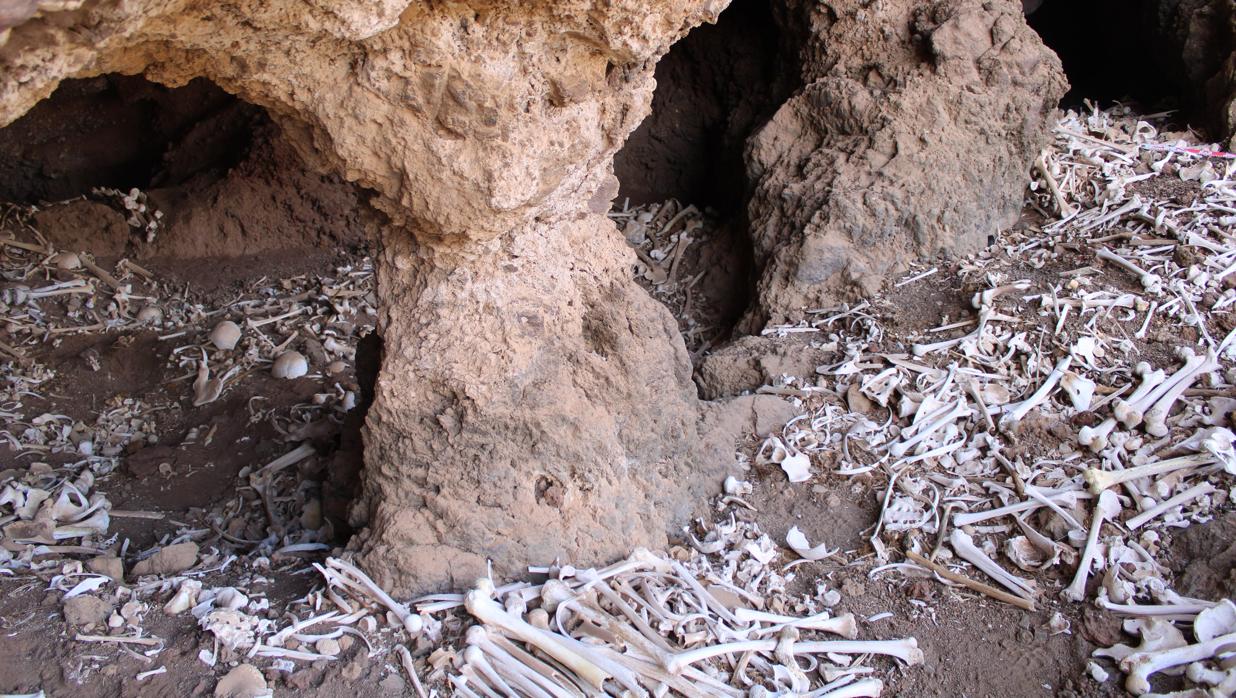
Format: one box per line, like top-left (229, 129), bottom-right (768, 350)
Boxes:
top-left (2, 106), bottom-right (1236, 697)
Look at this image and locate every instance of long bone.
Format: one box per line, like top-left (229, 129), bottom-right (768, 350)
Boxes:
top-left (1079, 417), bottom-right (1120, 452)
top-left (465, 578), bottom-right (612, 690)
top-left (1113, 363), bottom-right (1169, 429)
top-left (1096, 595), bottom-right (1218, 618)
top-left (972, 280), bottom-right (1032, 309)
top-left (1084, 453), bottom-right (1220, 495)
top-left (952, 490), bottom-right (1091, 528)
top-left (315, 558), bottom-right (422, 634)
top-left (817, 678), bottom-right (884, 698)
top-left (1122, 631), bottom-right (1236, 695)
top-left (541, 580), bottom-right (676, 671)
top-left (1142, 350), bottom-right (1219, 437)
top-left (731, 608), bottom-right (859, 639)
top-left (466, 627), bottom-right (585, 698)
top-left (1117, 353), bottom-right (1206, 430)
top-left (1062, 490), bottom-right (1122, 602)
top-left (463, 646), bottom-right (529, 698)
top-left (1000, 356), bottom-right (1072, 428)
top-left (949, 529), bottom-right (1036, 600)
top-left (664, 637), bottom-right (924, 674)
top-left (1097, 247), bottom-right (1163, 293)
top-left (888, 399), bottom-right (971, 458)
top-left (1125, 482), bottom-right (1216, 530)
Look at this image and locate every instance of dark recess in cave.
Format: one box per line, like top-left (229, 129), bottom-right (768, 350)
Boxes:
top-left (0, 74), bottom-right (262, 203)
top-left (0, 73), bottom-right (376, 544)
top-left (613, 0), bottom-right (799, 349)
top-left (1026, 0), bottom-right (1230, 136)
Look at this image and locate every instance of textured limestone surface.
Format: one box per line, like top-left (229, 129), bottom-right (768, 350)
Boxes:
top-left (741, 0), bottom-right (1067, 324)
top-left (0, 0), bottom-right (1070, 592)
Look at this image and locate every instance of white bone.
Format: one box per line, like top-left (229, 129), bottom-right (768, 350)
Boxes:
top-left (732, 608), bottom-right (859, 639)
top-left (1094, 617), bottom-right (1187, 662)
top-left (816, 678), bottom-right (884, 698)
top-left (1125, 482), bottom-right (1215, 530)
top-left (952, 490), bottom-right (1089, 528)
top-left (1097, 247), bottom-right (1162, 294)
top-left (664, 637), bottom-right (924, 674)
top-left (1114, 363), bottom-right (1169, 429)
top-left (972, 280), bottom-right (1032, 309)
top-left (1143, 350), bottom-right (1219, 437)
top-left (165, 579), bottom-right (203, 615)
top-left (949, 528), bottom-right (1036, 600)
top-left (1062, 490), bottom-right (1121, 602)
top-left (1001, 356), bottom-right (1072, 428)
top-left (1083, 453), bottom-right (1217, 495)
top-left (1079, 418), bottom-right (1119, 452)
top-left (889, 400), bottom-right (971, 458)
top-left (1122, 631), bottom-right (1236, 695)
top-left (1061, 371), bottom-right (1096, 411)
top-left (465, 578), bottom-right (610, 689)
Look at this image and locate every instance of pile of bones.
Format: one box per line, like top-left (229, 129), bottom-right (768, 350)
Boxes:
top-left (757, 105), bottom-right (1236, 696)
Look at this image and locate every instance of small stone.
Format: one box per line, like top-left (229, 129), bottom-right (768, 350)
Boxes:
top-left (64, 595), bottom-right (114, 626)
top-left (841, 578), bottom-right (866, 597)
top-left (315, 637), bottom-right (340, 656)
top-left (214, 663), bottom-right (267, 698)
top-left (86, 556), bottom-right (124, 583)
top-left (130, 542), bottom-right (199, 577)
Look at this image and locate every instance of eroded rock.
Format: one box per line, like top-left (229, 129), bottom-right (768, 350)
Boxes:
top-left (130, 542), bottom-right (198, 577)
top-left (743, 0), bottom-right (1067, 320)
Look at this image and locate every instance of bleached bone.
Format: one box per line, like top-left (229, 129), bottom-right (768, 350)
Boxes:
top-left (1062, 490), bottom-right (1121, 602)
top-left (733, 608), bottom-right (859, 639)
top-left (464, 626), bottom-right (579, 698)
top-left (952, 489), bottom-right (1089, 527)
top-left (465, 578), bottom-right (610, 689)
top-left (1083, 453), bottom-right (1217, 495)
top-left (1134, 300), bottom-right (1158, 339)
top-left (462, 646), bottom-right (526, 697)
top-left (1000, 356), bottom-right (1072, 428)
top-left (1061, 371), bottom-right (1096, 411)
top-left (1143, 350), bottom-right (1219, 437)
top-left (889, 400), bottom-right (971, 458)
top-left (1122, 630), bottom-right (1236, 695)
top-left (165, 579), bottom-right (203, 615)
top-left (1125, 482), bottom-right (1215, 530)
top-left (972, 280), bottom-right (1032, 309)
top-left (316, 558), bottom-right (422, 634)
top-left (664, 637), bottom-right (924, 674)
top-left (1094, 617), bottom-right (1187, 662)
top-left (1097, 247), bottom-right (1162, 294)
top-left (1114, 363), bottom-right (1169, 429)
top-left (1194, 599), bottom-right (1236, 642)
top-left (1096, 594), bottom-right (1217, 618)
top-left (1185, 663), bottom-right (1236, 696)
top-left (1079, 418), bottom-right (1120, 452)
top-left (816, 678), bottom-right (884, 698)
top-left (949, 529), bottom-right (1036, 600)
top-left (53, 508), bottom-right (109, 539)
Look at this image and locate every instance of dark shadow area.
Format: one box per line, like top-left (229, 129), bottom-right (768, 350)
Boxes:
top-left (0, 74), bottom-right (260, 203)
top-left (1027, 0), bottom-right (1231, 136)
top-left (613, 0), bottom-right (800, 353)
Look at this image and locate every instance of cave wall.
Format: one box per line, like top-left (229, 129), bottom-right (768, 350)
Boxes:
top-left (741, 0), bottom-right (1067, 322)
top-left (0, 0), bottom-right (1071, 592)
